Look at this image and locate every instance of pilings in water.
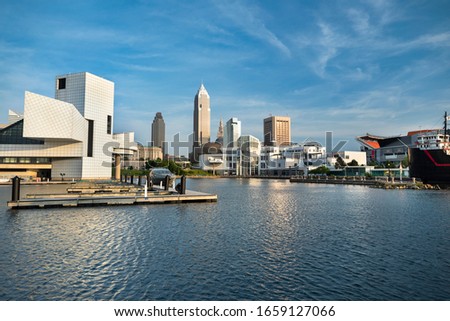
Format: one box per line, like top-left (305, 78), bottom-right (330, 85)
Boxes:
top-left (7, 175), bottom-right (215, 209)
top-left (11, 176), bottom-right (21, 202)
top-left (175, 176), bottom-right (186, 194)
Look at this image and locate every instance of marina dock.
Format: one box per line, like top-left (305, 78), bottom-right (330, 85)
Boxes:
top-left (7, 180), bottom-right (217, 209)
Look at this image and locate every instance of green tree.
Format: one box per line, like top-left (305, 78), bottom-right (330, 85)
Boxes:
top-left (384, 160), bottom-right (396, 168)
top-left (348, 159), bottom-right (359, 166)
top-left (401, 157), bottom-right (409, 168)
top-left (309, 166), bottom-right (330, 175)
top-left (334, 155), bottom-right (347, 169)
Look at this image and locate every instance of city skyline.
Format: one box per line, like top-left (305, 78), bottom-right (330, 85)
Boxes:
top-left (1, 1), bottom-right (450, 150)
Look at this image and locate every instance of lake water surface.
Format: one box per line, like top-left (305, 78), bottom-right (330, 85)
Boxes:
top-left (0, 179), bottom-right (449, 300)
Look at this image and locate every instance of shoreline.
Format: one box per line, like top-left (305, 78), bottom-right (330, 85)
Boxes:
top-left (2, 175), bottom-right (447, 190)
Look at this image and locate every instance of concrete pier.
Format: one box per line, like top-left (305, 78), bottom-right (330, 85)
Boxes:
top-left (7, 189), bottom-right (217, 209)
top-left (7, 182), bottom-right (217, 209)
top-left (290, 176), bottom-right (377, 186)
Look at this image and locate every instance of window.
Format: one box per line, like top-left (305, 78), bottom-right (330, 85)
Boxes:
top-left (36, 158), bottom-right (50, 164)
top-left (107, 115), bottom-right (112, 134)
top-left (0, 120), bottom-right (44, 145)
top-left (87, 120), bottom-right (94, 157)
top-left (58, 78), bottom-right (66, 90)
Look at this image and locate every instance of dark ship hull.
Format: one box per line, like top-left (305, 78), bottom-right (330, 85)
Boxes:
top-left (409, 148), bottom-right (450, 184)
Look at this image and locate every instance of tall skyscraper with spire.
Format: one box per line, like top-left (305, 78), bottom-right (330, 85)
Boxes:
top-left (193, 83), bottom-right (211, 148)
top-left (216, 118), bottom-right (224, 145)
top-left (151, 112), bottom-right (165, 155)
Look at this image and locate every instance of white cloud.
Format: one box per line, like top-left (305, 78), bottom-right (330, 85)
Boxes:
top-left (214, 0), bottom-right (291, 57)
top-left (346, 8), bottom-right (372, 36)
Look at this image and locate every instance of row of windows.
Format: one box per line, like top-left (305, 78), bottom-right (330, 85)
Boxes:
top-left (0, 157), bottom-right (51, 164)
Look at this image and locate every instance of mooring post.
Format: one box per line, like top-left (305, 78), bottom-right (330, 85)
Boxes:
top-left (164, 175), bottom-right (170, 191)
top-left (180, 175), bottom-right (186, 194)
top-left (11, 176), bottom-right (20, 202)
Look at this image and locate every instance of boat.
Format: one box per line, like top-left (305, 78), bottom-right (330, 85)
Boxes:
top-left (409, 112), bottom-right (450, 185)
top-left (207, 157), bottom-right (223, 165)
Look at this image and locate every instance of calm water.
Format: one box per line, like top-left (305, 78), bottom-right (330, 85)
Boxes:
top-left (0, 179), bottom-right (449, 300)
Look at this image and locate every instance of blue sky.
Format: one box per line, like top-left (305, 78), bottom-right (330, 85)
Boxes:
top-left (1, 0), bottom-right (450, 151)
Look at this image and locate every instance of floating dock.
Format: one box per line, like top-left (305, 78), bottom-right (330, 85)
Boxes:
top-left (7, 190), bottom-right (217, 209)
top-left (7, 180), bottom-right (217, 209)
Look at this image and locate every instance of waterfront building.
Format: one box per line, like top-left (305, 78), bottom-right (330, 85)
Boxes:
top-left (0, 72), bottom-right (135, 181)
top-left (120, 142), bottom-right (163, 170)
top-left (8, 110), bottom-right (23, 125)
top-left (144, 146), bottom-right (163, 161)
top-left (223, 117), bottom-right (241, 148)
top-left (259, 142), bottom-right (327, 176)
top-left (196, 135), bottom-right (260, 176)
top-left (356, 133), bottom-right (413, 165)
top-left (332, 151), bottom-right (367, 166)
top-left (263, 116), bottom-right (291, 146)
top-left (151, 112), bottom-right (165, 155)
top-left (197, 142), bottom-right (224, 174)
top-left (237, 135), bottom-right (261, 176)
top-left (222, 147), bottom-right (239, 175)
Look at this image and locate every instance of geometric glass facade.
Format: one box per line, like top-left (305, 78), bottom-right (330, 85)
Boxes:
top-left (0, 120), bottom-right (44, 145)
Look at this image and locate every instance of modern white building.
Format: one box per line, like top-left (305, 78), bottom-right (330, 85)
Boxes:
top-left (236, 135), bottom-right (261, 176)
top-left (196, 135), bottom-right (261, 176)
top-left (331, 151), bottom-right (367, 166)
top-left (223, 117), bottom-right (241, 148)
top-left (259, 142), bottom-right (327, 176)
top-left (0, 72), bottom-right (135, 181)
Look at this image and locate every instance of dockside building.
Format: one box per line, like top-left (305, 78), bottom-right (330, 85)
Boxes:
top-left (0, 72), bottom-right (134, 181)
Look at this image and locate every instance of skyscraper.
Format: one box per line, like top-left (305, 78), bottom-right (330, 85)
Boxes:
top-left (193, 83), bottom-right (210, 148)
top-left (151, 112), bottom-right (165, 155)
top-left (263, 116), bottom-right (291, 146)
top-left (223, 117), bottom-right (241, 148)
top-left (216, 118), bottom-right (224, 145)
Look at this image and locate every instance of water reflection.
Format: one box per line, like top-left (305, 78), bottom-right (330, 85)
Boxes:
top-left (0, 181), bottom-right (449, 300)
